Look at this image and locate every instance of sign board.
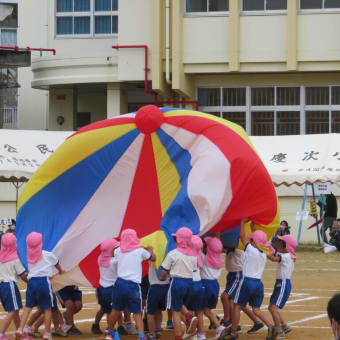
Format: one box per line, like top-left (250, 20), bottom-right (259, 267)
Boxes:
top-left (296, 210), bottom-right (309, 221)
top-left (0, 218), bottom-right (11, 225)
top-left (315, 182), bottom-right (331, 195)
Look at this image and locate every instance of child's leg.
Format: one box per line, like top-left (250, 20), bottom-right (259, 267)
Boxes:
top-left (27, 309), bottom-right (42, 328)
top-left (230, 304), bottom-right (241, 334)
top-left (64, 300), bottom-right (75, 325)
top-left (133, 313), bottom-right (144, 334)
top-left (204, 308), bottom-right (220, 329)
top-left (16, 307), bottom-right (33, 335)
top-left (43, 308), bottom-right (52, 334)
top-left (172, 311), bottom-right (183, 337)
top-left (73, 300), bottom-right (83, 315)
top-left (268, 304), bottom-right (282, 331)
top-left (252, 307), bottom-right (272, 327)
top-left (221, 293), bottom-right (231, 323)
top-left (0, 311), bottom-right (16, 334)
top-left (94, 308), bottom-right (104, 326)
top-left (32, 315), bottom-right (44, 332)
top-left (241, 305), bottom-right (259, 323)
top-left (155, 310), bottom-right (162, 331)
top-left (13, 310), bottom-right (20, 330)
top-left (167, 309), bottom-right (172, 323)
top-left (146, 313), bottom-right (156, 335)
top-left (196, 310), bottom-right (204, 334)
top-left (107, 309), bottom-right (121, 331)
top-left (52, 309), bottom-right (65, 332)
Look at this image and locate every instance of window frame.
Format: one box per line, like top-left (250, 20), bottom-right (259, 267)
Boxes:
top-left (55, 0), bottom-right (118, 39)
top-left (184, 0), bottom-right (229, 16)
top-left (241, 0), bottom-right (287, 15)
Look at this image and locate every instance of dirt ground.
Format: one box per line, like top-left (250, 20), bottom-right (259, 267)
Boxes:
top-left (2, 248), bottom-right (339, 340)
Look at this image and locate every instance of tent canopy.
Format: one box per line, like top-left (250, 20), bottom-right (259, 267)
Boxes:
top-left (251, 133), bottom-right (340, 186)
top-left (0, 129), bottom-right (338, 187)
top-left (0, 129), bottom-right (71, 182)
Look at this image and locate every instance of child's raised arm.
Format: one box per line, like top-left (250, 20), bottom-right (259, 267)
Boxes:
top-left (146, 246), bottom-right (156, 262)
top-left (19, 271), bottom-right (28, 283)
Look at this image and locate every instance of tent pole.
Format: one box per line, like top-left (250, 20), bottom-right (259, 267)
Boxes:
top-left (297, 183), bottom-right (308, 245)
top-left (311, 184), bottom-right (321, 246)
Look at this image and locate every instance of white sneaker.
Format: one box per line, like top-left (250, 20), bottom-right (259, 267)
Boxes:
top-left (215, 326), bottom-right (227, 340)
top-left (197, 332), bottom-right (206, 340)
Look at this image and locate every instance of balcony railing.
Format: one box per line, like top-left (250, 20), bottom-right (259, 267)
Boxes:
top-left (0, 107), bottom-right (17, 128)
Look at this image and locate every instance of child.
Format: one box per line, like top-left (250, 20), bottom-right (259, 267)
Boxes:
top-left (160, 227), bottom-right (197, 340)
top-left (185, 235), bottom-right (205, 340)
top-left (0, 233), bottom-right (28, 340)
top-left (227, 219), bottom-right (276, 340)
top-left (221, 246), bottom-right (264, 334)
top-left (108, 229), bottom-right (155, 340)
top-left (267, 234), bottom-right (297, 338)
top-left (96, 238), bottom-right (126, 336)
top-left (56, 285), bottom-right (83, 334)
top-left (146, 252), bottom-right (170, 340)
top-left (200, 236), bottom-right (226, 340)
top-left (15, 232), bottom-right (63, 340)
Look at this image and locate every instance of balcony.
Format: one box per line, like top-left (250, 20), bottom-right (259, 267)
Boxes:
top-left (0, 107), bottom-right (17, 129)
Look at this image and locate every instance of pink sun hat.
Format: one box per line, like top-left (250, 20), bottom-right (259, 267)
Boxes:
top-left (277, 234), bottom-right (298, 260)
top-left (248, 230), bottom-right (271, 249)
top-left (172, 227), bottom-right (193, 256)
top-left (98, 238), bottom-right (120, 267)
top-left (120, 229), bottom-right (140, 253)
top-left (0, 233), bottom-right (19, 263)
top-left (190, 235), bottom-right (203, 267)
top-left (26, 232), bottom-right (43, 264)
top-left (204, 236), bottom-right (222, 269)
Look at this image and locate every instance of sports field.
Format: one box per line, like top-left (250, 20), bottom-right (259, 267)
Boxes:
top-left (2, 248), bottom-right (337, 340)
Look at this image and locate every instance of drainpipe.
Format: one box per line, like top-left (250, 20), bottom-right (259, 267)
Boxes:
top-left (112, 45), bottom-right (199, 110)
top-left (165, 0), bottom-right (171, 85)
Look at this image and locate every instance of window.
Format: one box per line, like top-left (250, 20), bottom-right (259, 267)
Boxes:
top-left (56, 0), bottom-right (118, 36)
top-left (1, 29), bottom-right (17, 46)
top-left (277, 111), bottom-right (300, 135)
top-left (251, 87), bottom-right (274, 106)
top-left (222, 112), bottom-right (246, 129)
top-left (223, 88), bottom-right (246, 106)
top-left (242, 0), bottom-right (287, 11)
top-left (300, 0), bottom-right (340, 9)
top-left (252, 111), bottom-right (274, 136)
top-left (197, 88), bottom-right (220, 106)
top-left (305, 87), bottom-right (329, 105)
top-left (306, 111), bottom-right (329, 134)
top-left (197, 86), bottom-right (340, 135)
top-left (186, 0), bottom-right (229, 13)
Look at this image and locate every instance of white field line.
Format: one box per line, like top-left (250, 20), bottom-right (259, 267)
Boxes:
top-left (289, 313), bottom-right (328, 325)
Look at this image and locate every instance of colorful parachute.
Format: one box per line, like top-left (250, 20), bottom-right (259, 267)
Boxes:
top-left (16, 105), bottom-right (278, 288)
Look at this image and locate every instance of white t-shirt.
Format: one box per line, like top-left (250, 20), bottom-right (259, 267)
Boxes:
top-left (242, 243), bottom-right (266, 279)
top-left (161, 249), bottom-right (197, 279)
top-left (28, 250), bottom-right (58, 279)
top-left (276, 252), bottom-right (294, 280)
top-left (225, 249), bottom-right (245, 273)
top-left (148, 262), bottom-right (170, 285)
top-left (99, 257), bottom-right (118, 287)
top-left (116, 247), bottom-right (151, 284)
top-left (0, 258), bottom-right (26, 282)
top-left (200, 253), bottom-right (221, 280)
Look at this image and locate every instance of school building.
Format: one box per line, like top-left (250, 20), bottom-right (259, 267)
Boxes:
top-left (3, 0), bottom-right (340, 242)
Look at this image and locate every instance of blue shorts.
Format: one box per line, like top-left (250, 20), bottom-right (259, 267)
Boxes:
top-left (202, 279), bottom-right (219, 310)
top-left (270, 279), bottom-right (291, 309)
top-left (0, 282), bottom-right (22, 312)
top-left (112, 278), bottom-right (142, 314)
top-left (146, 284), bottom-right (170, 315)
top-left (186, 280), bottom-right (205, 311)
top-left (97, 285), bottom-right (114, 314)
top-left (166, 277), bottom-right (192, 312)
top-left (141, 275), bottom-right (150, 301)
top-left (225, 272), bottom-right (243, 297)
top-left (232, 277), bottom-right (264, 308)
top-left (26, 277), bottom-right (55, 312)
top-left (56, 285), bottom-right (82, 307)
